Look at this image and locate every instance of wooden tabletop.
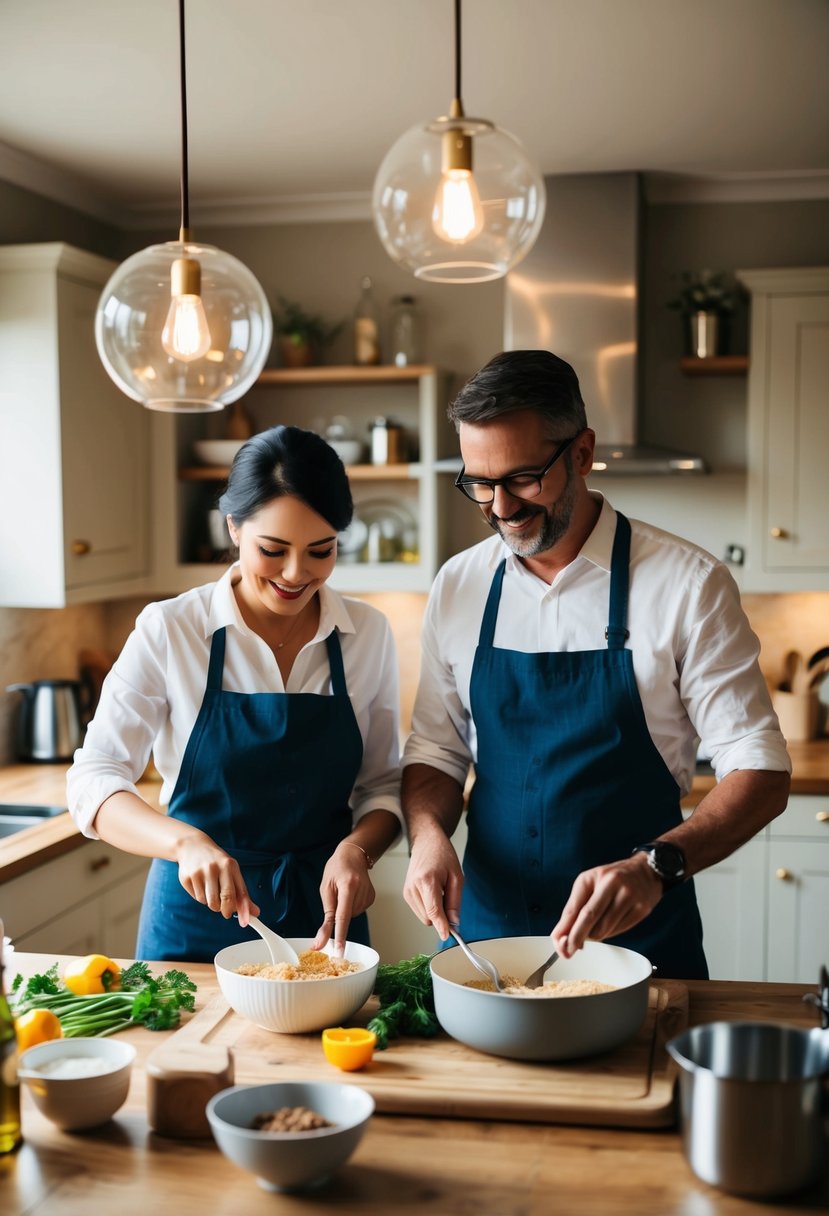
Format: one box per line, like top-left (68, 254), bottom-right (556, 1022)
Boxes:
top-left (3, 954), bottom-right (827, 1215)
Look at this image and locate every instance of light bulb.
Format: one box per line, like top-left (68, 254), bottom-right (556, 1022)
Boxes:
top-left (432, 168), bottom-right (484, 243)
top-left (161, 256), bottom-right (211, 362)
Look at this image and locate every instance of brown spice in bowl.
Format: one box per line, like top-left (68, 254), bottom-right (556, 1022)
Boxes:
top-left (236, 949), bottom-right (362, 981)
top-left (251, 1105), bottom-right (333, 1133)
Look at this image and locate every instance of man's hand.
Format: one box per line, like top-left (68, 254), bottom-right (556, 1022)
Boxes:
top-left (403, 827), bottom-right (464, 941)
top-left (551, 852), bottom-right (663, 957)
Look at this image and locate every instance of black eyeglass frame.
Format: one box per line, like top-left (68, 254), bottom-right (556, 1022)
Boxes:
top-left (454, 433), bottom-right (580, 504)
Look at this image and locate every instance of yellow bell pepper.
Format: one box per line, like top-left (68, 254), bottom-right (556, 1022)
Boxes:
top-left (63, 954), bottom-right (121, 996)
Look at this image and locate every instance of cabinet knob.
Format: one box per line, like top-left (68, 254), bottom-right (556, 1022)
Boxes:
top-left (89, 856), bottom-right (111, 873)
top-left (71, 540), bottom-right (92, 556)
top-left (769, 527), bottom-right (788, 540)
top-left (775, 867), bottom-right (793, 881)
top-left (816, 811), bottom-right (829, 823)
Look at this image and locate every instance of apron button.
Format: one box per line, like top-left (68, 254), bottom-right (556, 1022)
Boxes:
top-left (530, 859), bottom-right (540, 869)
top-left (530, 904), bottom-right (542, 914)
top-left (527, 827), bottom-right (538, 838)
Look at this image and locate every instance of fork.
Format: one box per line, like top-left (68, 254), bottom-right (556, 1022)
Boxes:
top-left (522, 947), bottom-right (559, 989)
top-left (448, 927), bottom-right (505, 993)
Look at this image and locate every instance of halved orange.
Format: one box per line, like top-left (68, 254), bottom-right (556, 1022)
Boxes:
top-left (321, 1026), bottom-right (376, 1071)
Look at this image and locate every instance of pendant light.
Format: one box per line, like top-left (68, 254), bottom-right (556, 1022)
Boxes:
top-left (95, 0), bottom-right (272, 411)
top-left (372, 0), bottom-right (546, 284)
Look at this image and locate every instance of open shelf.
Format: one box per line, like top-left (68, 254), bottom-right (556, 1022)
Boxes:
top-left (254, 364), bottom-right (434, 386)
top-left (179, 462), bottom-right (424, 483)
top-left (679, 356), bottom-right (749, 376)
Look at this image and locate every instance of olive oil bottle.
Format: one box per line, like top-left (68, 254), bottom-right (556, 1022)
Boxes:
top-left (0, 920), bottom-right (22, 1154)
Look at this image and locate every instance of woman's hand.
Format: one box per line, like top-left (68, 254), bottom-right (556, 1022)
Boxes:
top-left (175, 832), bottom-right (260, 926)
top-left (314, 840), bottom-right (377, 955)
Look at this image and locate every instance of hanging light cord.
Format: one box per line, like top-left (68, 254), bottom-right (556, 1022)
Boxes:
top-left (453, 0), bottom-right (462, 105)
top-left (178, 0), bottom-right (190, 238)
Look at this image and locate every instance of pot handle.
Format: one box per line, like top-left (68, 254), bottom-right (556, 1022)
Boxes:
top-left (5, 683), bottom-right (33, 697)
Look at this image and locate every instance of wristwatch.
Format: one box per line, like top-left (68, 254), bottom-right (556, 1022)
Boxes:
top-left (630, 841), bottom-right (686, 890)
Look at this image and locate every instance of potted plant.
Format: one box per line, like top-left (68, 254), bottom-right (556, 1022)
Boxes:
top-left (271, 296), bottom-right (344, 368)
top-left (667, 270), bottom-right (743, 358)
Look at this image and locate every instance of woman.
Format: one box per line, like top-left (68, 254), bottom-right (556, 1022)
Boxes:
top-left (67, 426), bottom-right (403, 962)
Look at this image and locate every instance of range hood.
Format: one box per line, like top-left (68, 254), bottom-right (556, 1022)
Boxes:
top-left (505, 172), bottom-right (705, 475)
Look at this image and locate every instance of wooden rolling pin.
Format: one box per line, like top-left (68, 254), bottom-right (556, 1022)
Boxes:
top-left (145, 996), bottom-right (235, 1139)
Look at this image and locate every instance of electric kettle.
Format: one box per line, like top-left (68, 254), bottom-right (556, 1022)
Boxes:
top-left (5, 679), bottom-right (90, 762)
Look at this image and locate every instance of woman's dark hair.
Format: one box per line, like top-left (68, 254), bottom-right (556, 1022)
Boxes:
top-left (448, 349), bottom-right (588, 440)
top-left (218, 425), bottom-right (353, 532)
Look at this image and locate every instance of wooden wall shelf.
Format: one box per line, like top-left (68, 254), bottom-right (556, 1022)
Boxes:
top-left (254, 364), bottom-right (435, 386)
top-left (179, 462), bottom-right (421, 482)
top-left (679, 355), bottom-right (749, 376)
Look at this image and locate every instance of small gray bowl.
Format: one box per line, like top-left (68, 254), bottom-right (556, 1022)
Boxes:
top-left (431, 937), bottom-right (652, 1061)
top-left (206, 1081), bottom-right (375, 1192)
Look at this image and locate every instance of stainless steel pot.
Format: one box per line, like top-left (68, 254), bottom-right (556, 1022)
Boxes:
top-left (5, 679), bottom-right (89, 761)
top-left (667, 1020), bottom-right (829, 1198)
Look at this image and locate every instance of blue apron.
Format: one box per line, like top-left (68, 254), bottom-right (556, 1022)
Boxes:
top-left (462, 513), bottom-right (708, 980)
top-left (136, 625), bottom-right (367, 962)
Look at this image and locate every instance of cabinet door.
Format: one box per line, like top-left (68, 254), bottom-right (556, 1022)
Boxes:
top-left (692, 837), bottom-right (767, 980)
top-left (101, 864), bottom-right (149, 959)
top-left (14, 900), bottom-right (101, 956)
top-left (767, 840), bottom-right (829, 984)
top-left (59, 276), bottom-right (150, 594)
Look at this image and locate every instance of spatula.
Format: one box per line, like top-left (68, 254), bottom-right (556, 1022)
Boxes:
top-left (522, 947), bottom-right (560, 989)
top-left (247, 916), bottom-right (300, 966)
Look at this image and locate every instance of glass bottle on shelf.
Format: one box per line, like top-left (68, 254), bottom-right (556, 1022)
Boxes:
top-left (389, 294), bottom-right (420, 367)
top-left (0, 921), bottom-right (22, 1155)
top-left (353, 276), bottom-right (381, 366)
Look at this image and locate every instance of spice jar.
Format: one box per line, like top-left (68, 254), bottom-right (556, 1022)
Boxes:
top-left (389, 294), bottom-right (420, 367)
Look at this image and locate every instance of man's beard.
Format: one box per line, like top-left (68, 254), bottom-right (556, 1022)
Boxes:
top-left (491, 458), bottom-right (577, 558)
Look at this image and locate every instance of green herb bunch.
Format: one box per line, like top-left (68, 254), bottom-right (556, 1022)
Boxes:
top-left (11, 961), bottom-right (197, 1037)
top-left (367, 953), bottom-right (439, 1049)
top-left (667, 269), bottom-right (743, 317)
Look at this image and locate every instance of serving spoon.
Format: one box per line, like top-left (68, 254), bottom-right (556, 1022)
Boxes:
top-left (448, 927), bottom-right (505, 993)
top-left (246, 915), bottom-right (300, 966)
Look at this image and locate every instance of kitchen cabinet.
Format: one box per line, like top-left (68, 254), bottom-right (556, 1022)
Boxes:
top-left (150, 364), bottom-right (459, 595)
top-left (740, 266), bottom-right (829, 592)
top-left (0, 840), bottom-right (149, 957)
top-left (0, 243), bottom-right (151, 607)
top-left (693, 793), bottom-right (829, 984)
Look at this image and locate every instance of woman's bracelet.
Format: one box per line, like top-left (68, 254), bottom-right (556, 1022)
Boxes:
top-left (343, 841), bottom-right (374, 870)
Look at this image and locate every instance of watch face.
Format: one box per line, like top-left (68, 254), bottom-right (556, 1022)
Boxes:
top-left (651, 842), bottom-right (685, 880)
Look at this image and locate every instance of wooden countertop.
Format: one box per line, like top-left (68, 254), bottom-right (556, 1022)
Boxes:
top-left (2, 741), bottom-right (828, 883)
top-left (3, 952), bottom-right (827, 1215)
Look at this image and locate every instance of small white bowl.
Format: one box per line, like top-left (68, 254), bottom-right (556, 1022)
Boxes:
top-left (326, 438), bottom-right (365, 465)
top-left (207, 1080), bottom-right (374, 1192)
top-left (214, 938), bottom-right (379, 1034)
top-left (193, 438), bottom-right (247, 466)
top-left (18, 1037), bottom-right (136, 1130)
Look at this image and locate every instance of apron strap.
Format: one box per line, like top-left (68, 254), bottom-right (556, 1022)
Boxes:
top-left (606, 513), bottom-right (631, 649)
top-left (206, 627), bottom-right (227, 689)
top-left (478, 558), bottom-right (508, 649)
top-left (325, 629), bottom-right (348, 697)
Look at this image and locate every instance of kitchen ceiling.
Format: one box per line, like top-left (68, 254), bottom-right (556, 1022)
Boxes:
top-left (1, 0), bottom-right (827, 228)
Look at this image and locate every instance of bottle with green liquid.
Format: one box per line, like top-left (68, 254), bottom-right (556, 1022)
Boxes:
top-left (0, 920), bottom-right (22, 1154)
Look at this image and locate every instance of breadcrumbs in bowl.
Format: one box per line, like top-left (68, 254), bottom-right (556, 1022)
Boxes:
top-left (215, 938), bottom-right (379, 1034)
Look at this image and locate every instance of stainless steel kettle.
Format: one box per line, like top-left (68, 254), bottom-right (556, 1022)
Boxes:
top-left (5, 679), bottom-right (90, 762)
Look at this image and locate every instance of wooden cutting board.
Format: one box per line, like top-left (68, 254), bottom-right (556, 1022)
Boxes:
top-left (162, 980), bottom-right (687, 1129)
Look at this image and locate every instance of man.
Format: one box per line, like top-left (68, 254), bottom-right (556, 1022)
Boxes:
top-left (402, 350), bottom-right (790, 978)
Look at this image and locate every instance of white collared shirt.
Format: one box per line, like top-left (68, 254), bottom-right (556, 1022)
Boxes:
top-left (403, 494), bottom-right (791, 796)
top-left (68, 565), bottom-right (403, 839)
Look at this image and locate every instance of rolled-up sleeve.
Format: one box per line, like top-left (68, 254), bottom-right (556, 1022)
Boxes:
top-left (66, 606), bottom-right (170, 838)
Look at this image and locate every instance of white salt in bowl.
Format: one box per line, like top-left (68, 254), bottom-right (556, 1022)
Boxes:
top-left (431, 937), bottom-right (652, 1061)
top-left (18, 1036), bottom-right (136, 1130)
top-left (207, 1080), bottom-right (374, 1193)
top-left (214, 938), bottom-right (379, 1034)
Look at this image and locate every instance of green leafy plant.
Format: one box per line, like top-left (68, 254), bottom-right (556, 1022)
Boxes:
top-left (366, 952), bottom-right (439, 1049)
top-left (667, 270), bottom-right (743, 316)
top-left (272, 296), bottom-right (343, 351)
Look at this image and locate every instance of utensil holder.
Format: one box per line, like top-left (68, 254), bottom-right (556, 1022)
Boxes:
top-left (771, 690), bottom-right (820, 742)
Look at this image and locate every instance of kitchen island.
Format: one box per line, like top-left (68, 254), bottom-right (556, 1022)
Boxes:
top-left (2, 953), bottom-right (827, 1215)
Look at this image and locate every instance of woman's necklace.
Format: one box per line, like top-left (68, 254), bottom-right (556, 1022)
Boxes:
top-left (272, 604), bottom-right (310, 651)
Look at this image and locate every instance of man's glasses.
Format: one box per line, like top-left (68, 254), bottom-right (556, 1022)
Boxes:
top-left (454, 434), bottom-right (579, 505)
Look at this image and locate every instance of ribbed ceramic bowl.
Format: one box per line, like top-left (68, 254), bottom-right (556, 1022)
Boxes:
top-left (18, 1037), bottom-right (136, 1130)
top-left (207, 1080), bottom-right (374, 1192)
top-left (430, 937), bottom-right (652, 1061)
top-left (214, 938), bottom-right (379, 1034)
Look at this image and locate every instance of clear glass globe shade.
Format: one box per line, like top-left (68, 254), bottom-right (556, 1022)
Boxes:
top-left (95, 241), bottom-right (273, 411)
top-left (373, 118), bottom-right (546, 283)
